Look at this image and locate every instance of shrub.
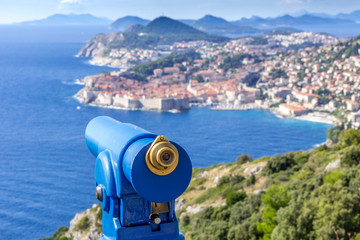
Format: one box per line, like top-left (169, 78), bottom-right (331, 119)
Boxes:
top-left (293, 152), bottom-right (309, 165)
top-left (38, 226), bottom-right (70, 240)
top-left (339, 129), bottom-right (360, 147)
top-left (181, 215), bottom-right (190, 227)
top-left (226, 191), bottom-right (247, 207)
top-left (74, 216), bottom-right (91, 232)
top-left (341, 146), bottom-right (360, 166)
top-left (236, 154), bottom-right (253, 165)
top-left (218, 174), bottom-right (245, 187)
top-left (263, 154), bottom-right (296, 176)
top-left (326, 125), bottom-right (344, 143)
top-left (323, 171), bottom-right (344, 185)
top-left (245, 174), bottom-right (256, 186)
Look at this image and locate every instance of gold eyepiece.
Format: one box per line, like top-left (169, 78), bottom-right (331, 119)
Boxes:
top-left (146, 136), bottom-right (179, 175)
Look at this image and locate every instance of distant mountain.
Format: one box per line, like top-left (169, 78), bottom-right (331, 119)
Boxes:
top-left (192, 15), bottom-right (231, 30)
top-left (139, 16), bottom-right (205, 35)
top-left (110, 16), bottom-right (150, 31)
top-left (290, 10), bottom-right (332, 18)
top-left (307, 12), bottom-right (334, 19)
top-left (178, 19), bottom-right (196, 26)
top-left (128, 16), bottom-right (228, 44)
top-left (77, 16), bottom-right (228, 57)
top-left (19, 13), bottom-right (112, 26)
top-left (336, 10), bottom-right (360, 22)
top-left (183, 15), bottom-right (260, 37)
top-left (233, 14), bottom-right (353, 28)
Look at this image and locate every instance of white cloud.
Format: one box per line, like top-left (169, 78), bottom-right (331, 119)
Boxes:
top-left (281, 0), bottom-right (311, 4)
top-left (60, 0), bottom-right (81, 4)
top-left (58, 0), bottom-right (83, 11)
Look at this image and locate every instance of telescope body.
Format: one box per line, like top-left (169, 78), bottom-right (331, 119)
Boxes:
top-left (85, 116), bottom-right (192, 240)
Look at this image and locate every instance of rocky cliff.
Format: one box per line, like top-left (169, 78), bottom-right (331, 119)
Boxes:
top-left (77, 33), bottom-right (124, 58)
top-left (40, 204), bottom-right (102, 240)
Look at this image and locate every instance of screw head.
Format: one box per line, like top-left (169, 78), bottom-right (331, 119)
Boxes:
top-left (150, 213), bottom-right (161, 224)
top-left (154, 217), bottom-right (161, 225)
top-left (96, 185), bottom-right (103, 202)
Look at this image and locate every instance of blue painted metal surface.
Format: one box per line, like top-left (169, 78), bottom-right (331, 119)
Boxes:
top-left (85, 116), bottom-right (192, 240)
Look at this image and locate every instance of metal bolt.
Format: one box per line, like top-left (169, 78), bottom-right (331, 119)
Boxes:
top-left (96, 185), bottom-right (103, 202)
top-left (150, 213), bottom-right (161, 224)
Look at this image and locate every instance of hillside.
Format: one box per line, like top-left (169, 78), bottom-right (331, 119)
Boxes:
top-left (127, 16), bottom-right (228, 43)
top-left (140, 16), bottom-right (205, 35)
top-left (42, 127), bottom-right (360, 240)
top-left (77, 16), bottom-right (228, 57)
top-left (191, 15), bottom-right (260, 37)
top-left (110, 16), bottom-right (150, 31)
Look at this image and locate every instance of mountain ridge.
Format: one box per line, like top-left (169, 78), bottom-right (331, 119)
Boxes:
top-left (18, 13), bottom-right (112, 26)
top-left (191, 14), bottom-right (260, 36)
top-left (77, 16), bottom-right (228, 57)
top-left (232, 14), bottom-right (353, 27)
top-left (110, 16), bottom-right (150, 31)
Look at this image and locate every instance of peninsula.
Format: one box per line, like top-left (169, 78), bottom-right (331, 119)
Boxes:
top-left (76, 16), bottom-right (360, 126)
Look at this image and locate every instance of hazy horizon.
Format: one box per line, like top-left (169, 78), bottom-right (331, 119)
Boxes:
top-left (1, 0), bottom-right (360, 24)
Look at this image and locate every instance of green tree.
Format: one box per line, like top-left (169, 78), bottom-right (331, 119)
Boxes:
top-left (257, 185), bottom-right (291, 239)
top-left (341, 146), bottom-right (360, 166)
top-left (269, 68), bottom-right (288, 79)
top-left (327, 125), bottom-right (344, 143)
top-left (194, 74), bottom-right (205, 83)
top-left (181, 215), bottom-right (190, 227)
top-left (263, 154), bottom-right (296, 175)
top-left (236, 154), bottom-right (253, 165)
top-left (245, 174), bottom-right (256, 186)
top-left (226, 191), bottom-right (247, 207)
top-left (339, 129), bottom-right (360, 147)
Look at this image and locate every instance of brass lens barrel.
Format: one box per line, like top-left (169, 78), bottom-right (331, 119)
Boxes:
top-left (146, 136), bottom-right (179, 175)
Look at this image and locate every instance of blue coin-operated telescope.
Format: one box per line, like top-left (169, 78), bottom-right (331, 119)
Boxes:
top-left (85, 116), bottom-right (192, 240)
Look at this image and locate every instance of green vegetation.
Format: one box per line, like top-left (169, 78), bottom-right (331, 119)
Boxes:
top-left (46, 128), bottom-right (360, 240)
top-left (341, 146), bottom-right (360, 166)
top-left (181, 128), bottom-right (360, 240)
top-left (125, 50), bottom-right (200, 81)
top-left (193, 74), bottom-right (205, 83)
top-left (219, 53), bottom-right (258, 72)
top-left (242, 72), bottom-right (261, 87)
top-left (246, 37), bottom-right (268, 46)
top-left (236, 154), bottom-right (253, 165)
top-left (339, 128), bottom-right (360, 147)
top-left (263, 153), bottom-right (295, 176)
top-left (74, 216), bottom-right (91, 232)
top-left (108, 17), bottom-right (228, 49)
top-left (109, 33), bottom-right (161, 49)
top-left (269, 68), bottom-right (288, 79)
top-left (38, 226), bottom-right (72, 240)
top-left (326, 125), bottom-right (344, 143)
top-left (287, 42), bottom-right (322, 50)
top-left (329, 38), bottom-right (360, 62)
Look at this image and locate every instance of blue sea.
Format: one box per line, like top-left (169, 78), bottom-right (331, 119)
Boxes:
top-left (0, 26), bottom-right (332, 240)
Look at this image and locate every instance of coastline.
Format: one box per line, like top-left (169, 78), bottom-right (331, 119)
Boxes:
top-left (75, 95), bottom-right (338, 125)
top-left (294, 114), bottom-right (336, 125)
top-left (73, 96), bottom-right (183, 113)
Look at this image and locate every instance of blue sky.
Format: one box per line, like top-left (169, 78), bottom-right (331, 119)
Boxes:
top-left (1, 0), bottom-right (360, 24)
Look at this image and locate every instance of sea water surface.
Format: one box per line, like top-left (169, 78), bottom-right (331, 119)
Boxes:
top-left (0, 26), bottom-right (332, 239)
